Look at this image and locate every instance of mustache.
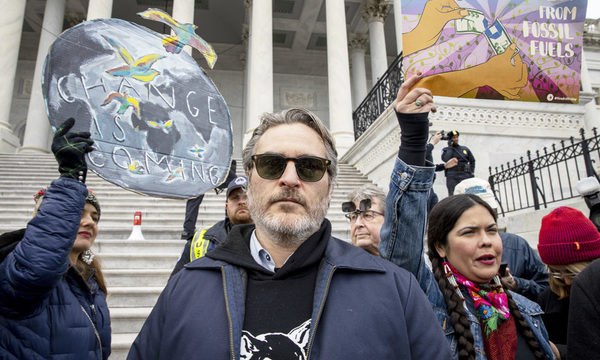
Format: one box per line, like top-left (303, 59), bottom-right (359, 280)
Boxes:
top-left (268, 189), bottom-right (307, 206)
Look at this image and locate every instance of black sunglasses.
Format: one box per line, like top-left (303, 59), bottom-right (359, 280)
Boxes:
top-left (342, 198), bottom-right (372, 213)
top-left (342, 199), bottom-right (383, 222)
top-left (251, 153), bottom-right (331, 182)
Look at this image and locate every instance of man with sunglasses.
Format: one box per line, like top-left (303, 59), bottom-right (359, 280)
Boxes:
top-left (129, 103), bottom-right (448, 359)
top-left (342, 184), bottom-right (386, 256)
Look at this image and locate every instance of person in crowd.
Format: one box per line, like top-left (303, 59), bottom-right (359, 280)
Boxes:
top-left (442, 130), bottom-right (475, 196)
top-left (180, 160), bottom-right (237, 240)
top-left (128, 104), bottom-right (449, 359)
top-left (566, 257), bottom-right (600, 358)
top-left (454, 177), bottom-right (549, 301)
top-left (426, 131), bottom-right (458, 210)
top-left (536, 206), bottom-right (600, 360)
top-left (342, 184), bottom-right (386, 256)
top-left (378, 75), bottom-right (556, 360)
top-left (170, 175), bottom-right (252, 277)
top-left (0, 118), bottom-right (111, 359)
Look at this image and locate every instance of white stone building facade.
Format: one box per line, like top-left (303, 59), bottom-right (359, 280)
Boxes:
top-left (0, 0), bottom-right (599, 197)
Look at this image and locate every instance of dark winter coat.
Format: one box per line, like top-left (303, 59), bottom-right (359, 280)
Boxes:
top-left (0, 177), bottom-right (111, 359)
top-left (567, 258), bottom-right (600, 359)
top-left (537, 288), bottom-right (569, 359)
top-left (128, 221), bottom-right (450, 359)
top-left (500, 232), bottom-right (549, 301)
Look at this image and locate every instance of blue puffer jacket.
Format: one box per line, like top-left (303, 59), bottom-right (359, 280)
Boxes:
top-left (0, 177), bottom-right (111, 359)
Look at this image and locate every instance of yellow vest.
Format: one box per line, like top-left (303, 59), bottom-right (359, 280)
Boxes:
top-left (189, 226), bottom-right (214, 261)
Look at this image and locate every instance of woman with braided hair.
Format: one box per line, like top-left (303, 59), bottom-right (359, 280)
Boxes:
top-left (379, 75), bottom-right (556, 359)
top-left (425, 195), bottom-right (555, 359)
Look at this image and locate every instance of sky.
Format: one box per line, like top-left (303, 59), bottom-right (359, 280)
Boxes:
top-left (588, 2), bottom-right (600, 19)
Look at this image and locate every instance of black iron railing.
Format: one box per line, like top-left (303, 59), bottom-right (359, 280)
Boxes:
top-left (488, 128), bottom-right (600, 215)
top-left (352, 53), bottom-right (404, 140)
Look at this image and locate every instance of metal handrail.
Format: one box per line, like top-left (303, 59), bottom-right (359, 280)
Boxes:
top-left (488, 128), bottom-right (600, 215)
top-left (352, 52), bottom-right (404, 140)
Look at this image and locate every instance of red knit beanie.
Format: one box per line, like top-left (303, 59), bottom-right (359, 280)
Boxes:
top-left (538, 206), bottom-right (600, 265)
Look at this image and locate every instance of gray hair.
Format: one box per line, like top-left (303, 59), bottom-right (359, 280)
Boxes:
top-left (347, 184), bottom-right (387, 214)
top-left (242, 108), bottom-right (338, 184)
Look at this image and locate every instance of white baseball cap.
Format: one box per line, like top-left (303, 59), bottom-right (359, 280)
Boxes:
top-left (454, 178), bottom-right (499, 211)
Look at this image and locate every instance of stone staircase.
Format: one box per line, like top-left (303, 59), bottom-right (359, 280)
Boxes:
top-left (0, 152), bottom-right (373, 359)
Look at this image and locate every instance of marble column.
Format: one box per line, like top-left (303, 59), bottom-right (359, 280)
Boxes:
top-left (242, 0), bottom-right (252, 136)
top-left (392, 0), bottom-right (403, 54)
top-left (20, 0), bottom-right (66, 153)
top-left (348, 33), bottom-right (368, 109)
top-left (244, 0), bottom-right (273, 145)
top-left (0, 0), bottom-right (26, 152)
top-left (362, 0), bottom-right (391, 84)
top-left (86, 0), bottom-right (113, 20)
top-left (326, 0), bottom-right (354, 156)
top-left (239, 24), bottom-right (249, 158)
top-left (581, 50), bottom-right (599, 130)
top-left (172, 0), bottom-right (195, 55)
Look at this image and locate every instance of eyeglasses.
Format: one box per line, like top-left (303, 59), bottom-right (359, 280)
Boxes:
top-left (547, 271), bottom-right (579, 280)
top-left (251, 153), bottom-right (331, 182)
top-left (344, 210), bottom-right (383, 223)
top-left (342, 198), bottom-right (384, 223)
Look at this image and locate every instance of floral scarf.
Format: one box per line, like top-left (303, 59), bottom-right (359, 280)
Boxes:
top-left (443, 261), bottom-right (510, 337)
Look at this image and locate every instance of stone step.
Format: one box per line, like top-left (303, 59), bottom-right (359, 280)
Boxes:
top-left (110, 333), bottom-right (138, 360)
top-left (107, 287), bottom-right (163, 308)
top-left (0, 181), bottom-right (370, 194)
top-left (1, 210), bottom-right (352, 223)
top-left (0, 174), bottom-right (369, 185)
top-left (0, 225), bottom-right (351, 241)
top-left (94, 239), bottom-right (186, 254)
top-left (0, 191), bottom-right (364, 204)
top-left (98, 254), bottom-right (180, 269)
top-left (110, 307), bottom-right (153, 334)
top-left (103, 269), bottom-right (172, 287)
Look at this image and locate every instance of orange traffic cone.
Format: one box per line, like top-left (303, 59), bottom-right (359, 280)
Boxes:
top-left (127, 211), bottom-right (145, 240)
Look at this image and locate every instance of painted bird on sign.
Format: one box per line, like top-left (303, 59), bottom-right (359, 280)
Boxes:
top-left (147, 119), bottom-right (173, 134)
top-left (102, 91), bottom-right (141, 117)
top-left (138, 8), bottom-right (217, 69)
top-left (103, 35), bottom-right (164, 82)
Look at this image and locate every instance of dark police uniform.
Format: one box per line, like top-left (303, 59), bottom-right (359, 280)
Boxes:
top-left (441, 140), bottom-right (475, 196)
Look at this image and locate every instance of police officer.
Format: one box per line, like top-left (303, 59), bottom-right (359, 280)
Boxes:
top-left (441, 130), bottom-right (475, 195)
top-left (426, 132), bottom-right (458, 210)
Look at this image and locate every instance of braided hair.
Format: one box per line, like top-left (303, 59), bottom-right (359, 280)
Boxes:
top-left (427, 194), bottom-right (546, 360)
top-left (503, 286), bottom-right (546, 359)
top-left (430, 256), bottom-right (475, 360)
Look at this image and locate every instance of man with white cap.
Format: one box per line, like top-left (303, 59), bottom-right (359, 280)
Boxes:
top-left (454, 177), bottom-right (549, 301)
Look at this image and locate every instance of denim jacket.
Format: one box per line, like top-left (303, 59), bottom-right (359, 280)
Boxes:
top-left (379, 157), bottom-right (556, 360)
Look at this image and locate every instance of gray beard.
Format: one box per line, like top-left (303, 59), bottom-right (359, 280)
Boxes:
top-left (248, 190), bottom-right (329, 249)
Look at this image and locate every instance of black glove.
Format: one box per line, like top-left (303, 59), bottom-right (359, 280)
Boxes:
top-left (51, 118), bottom-right (94, 182)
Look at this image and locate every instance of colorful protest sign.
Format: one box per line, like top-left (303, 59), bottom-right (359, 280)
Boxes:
top-left (401, 0), bottom-right (588, 103)
top-left (42, 18), bottom-right (232, 199)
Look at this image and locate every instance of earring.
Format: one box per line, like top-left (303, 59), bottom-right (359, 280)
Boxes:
top-left (443, 262), bottom-right (466, 304)
top-left (81, 250), bottom-right (94, 265)
top-left (492, 275), bottom-right (505, 291)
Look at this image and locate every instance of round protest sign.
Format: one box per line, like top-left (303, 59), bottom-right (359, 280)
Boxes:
top-left (42, 18), bottom-right (232, 199)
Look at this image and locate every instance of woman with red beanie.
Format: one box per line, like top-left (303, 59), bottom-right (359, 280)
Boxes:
top-left (537, 206), bottom-right (600, 360)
